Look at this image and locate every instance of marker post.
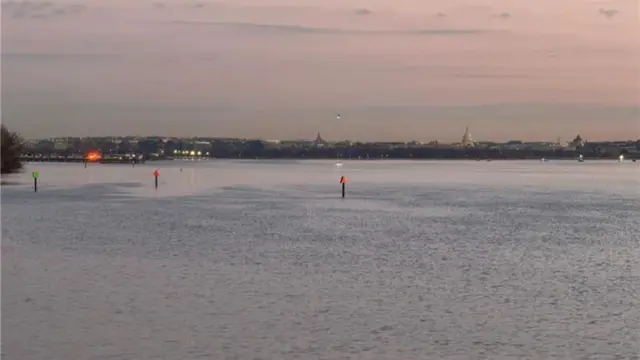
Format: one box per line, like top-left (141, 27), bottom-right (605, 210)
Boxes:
top-left (153, 169), bottom-right (159, 189)
top-left (339, 176), bottom-right (347, 198)
top-left (32, 171), bottom-right (39, 192)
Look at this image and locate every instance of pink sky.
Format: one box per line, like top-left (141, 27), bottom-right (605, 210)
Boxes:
top-left (2, 0), bottom-right (639, 141)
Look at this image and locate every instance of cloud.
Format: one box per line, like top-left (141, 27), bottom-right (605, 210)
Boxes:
top-left (1, 52), bottom-right (122, 60)
top-left (598, 8), bottom-right (618, 18)
top-left (1, 1), bottom-right (86, 19)
top-left (495, 12), bottom-right (511, 19)
top-left (435, 12), bottom-right (447, 18)
top-left (168, 21), bottom-right (491, 36)
top-left (463, 5), bottom-right (494, 12)
top-left (413, 29), bottom-right (486, 35)
top-left (450, 73), bottom-right (540, 79)
top-left (354, 8), bottom-right (372, 16)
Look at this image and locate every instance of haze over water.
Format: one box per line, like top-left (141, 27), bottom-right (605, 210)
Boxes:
top-left (2, 160), bottom-right (639, 359)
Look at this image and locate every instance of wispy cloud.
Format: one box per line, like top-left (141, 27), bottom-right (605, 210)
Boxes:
top-left (598, 8), bottom-right (618, 18)
top-left (168, 21), bottom-right (491, 36)
top-left (495, 12), bottom-right (511, 19)
top-left (1, 0), bottom-right (86, 19)
top-left (187, 2), bottom-right (205, 9)
top-left (354, 8), bottom-right (372, 16)
top-left (450, 72), bottom-right (541, 79)
top-left (1, 52), bottom-right (121, 60)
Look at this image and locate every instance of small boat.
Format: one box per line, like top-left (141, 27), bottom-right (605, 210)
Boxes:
top-left (577, 154), bottom-right (584, 162)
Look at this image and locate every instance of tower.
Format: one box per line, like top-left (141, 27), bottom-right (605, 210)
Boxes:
top-left (461, 126), bottom-right (474, 147)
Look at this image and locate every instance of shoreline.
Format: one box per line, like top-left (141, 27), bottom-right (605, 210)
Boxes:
top-left (18, 157), bottom-right (637, 163)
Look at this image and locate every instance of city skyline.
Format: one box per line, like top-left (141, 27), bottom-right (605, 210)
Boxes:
top-left (20, 126), bottom-right (639, 145)
top-left (2, 0), bottom-right (639, 141)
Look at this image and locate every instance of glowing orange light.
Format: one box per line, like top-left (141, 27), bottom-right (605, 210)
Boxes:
top-left (85, 151), bottom-right (102, 162)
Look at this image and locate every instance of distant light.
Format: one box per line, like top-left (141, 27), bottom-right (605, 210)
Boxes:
top-left (173, 149), bottom-right (177, 154)
top-left (196, 151), bottom-right (202, 156)
top-left (619, 154), bottom-right (624, 162)
top-left (190, 150), bottom-right (196, 156)
top-left (85, 151), bottom-right (102, 162)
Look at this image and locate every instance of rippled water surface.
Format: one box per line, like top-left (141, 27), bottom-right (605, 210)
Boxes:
top-left (2, 160), bottom-right (639, 360)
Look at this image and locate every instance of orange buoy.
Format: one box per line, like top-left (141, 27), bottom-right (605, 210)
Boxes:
top-left (153, 169), bottom-right (160, 188)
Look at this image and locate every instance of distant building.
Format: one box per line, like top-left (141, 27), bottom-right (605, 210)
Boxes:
top-left (523, 142), bottom-right (559, 151)
top-left (314, 132), bottom-right (327, 147)
top-left (568, 134), bottom-right (585, 149)
top-left (23, 139), bottom-right (39, 150)
top-left (502, 140), bottom-right (524, 150)
top-left (192, 141), bottom-right (211, 152)
top-left (377, 142), bottom-right (408, 149)
top-left (460, 127), bottom-right (475, 147)
top-left (54, 138), bottom-right (70, 150)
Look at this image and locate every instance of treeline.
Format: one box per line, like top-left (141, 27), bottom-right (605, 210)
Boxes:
top-left (209, 144), bottom-right (633, 160)
top-left (1, 125), bottom-right (24, 174)
top-left (26, 144), bottom-right (635, 160)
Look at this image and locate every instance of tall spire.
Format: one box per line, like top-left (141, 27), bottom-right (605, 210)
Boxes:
top-left (461, 126), bottom-right (473, 145)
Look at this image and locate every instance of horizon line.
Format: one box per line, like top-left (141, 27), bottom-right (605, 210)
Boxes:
top-left (23, 134), bottom-right (640, 143)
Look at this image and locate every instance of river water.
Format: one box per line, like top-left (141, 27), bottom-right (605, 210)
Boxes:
top-left (2, 160), bottom-right (639, 359)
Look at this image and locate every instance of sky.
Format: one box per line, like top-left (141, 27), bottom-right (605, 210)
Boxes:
top-left (1, 0), bottom-right (639, 142)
